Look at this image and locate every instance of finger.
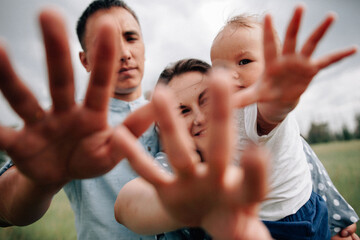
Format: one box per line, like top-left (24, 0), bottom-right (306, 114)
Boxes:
top-left (351, 233), bottom-right (360, 240)
top-left (282, 5), bottom-right (304, 55)
top-left (315, 46), bottom-right (357, 70)
top-left (152, 85), bottom-right (198, 176)
top-left (113, 125), bottom-right (172, 186)
top-left (40, 8), bottom-right (75, 112)
top-left (206, 69), bottom-right (233, 179)
top-left (301, 13), bottom-right (336, 57)
top-left (84, 17), bottom-right (117, 112)
top-left (0, 44), bottom-right (45, 125)
top-left (0, 125), bottom-right (18, 150)
top-left (236, 144), bottom-right (269, 205)
top-left (263, 14), bottom-right (278, 64)
top-left (232, 86), bottom-right (260, 109)
top-left (341, 223), bottom-right (357, 237)
top-left (122, 103), bottom-right (156, 138)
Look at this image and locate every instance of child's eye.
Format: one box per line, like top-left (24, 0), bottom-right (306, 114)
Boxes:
top-left (238, 59), bottom-right (251, 65)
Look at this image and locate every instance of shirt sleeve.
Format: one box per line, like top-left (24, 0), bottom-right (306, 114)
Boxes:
top-left (0, 159), bottom-right (14, 176)
top-left (154, 152), bottom-right (173, 173)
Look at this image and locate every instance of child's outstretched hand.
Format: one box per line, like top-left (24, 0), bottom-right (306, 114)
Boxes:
top-left (234, 5), bottom-right (357, 125)
top-left (115, 73), bottom-right (271, 240)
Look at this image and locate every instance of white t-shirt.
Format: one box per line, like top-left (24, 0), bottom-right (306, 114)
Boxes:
top-left (235, 104), bottom-right (312, 221)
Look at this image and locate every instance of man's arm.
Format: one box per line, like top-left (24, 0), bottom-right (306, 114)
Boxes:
top-left (0, 167), bottom-right (63, 226)
top-left (0, 7), bottom-right (152, 226)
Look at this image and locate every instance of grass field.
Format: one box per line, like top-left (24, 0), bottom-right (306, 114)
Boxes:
top-left (311, 139), bottom-right (360, 236)
top-left (0, 190), bottom-right (76, 240)
top-left (0, 140), bottom-right (359, 239)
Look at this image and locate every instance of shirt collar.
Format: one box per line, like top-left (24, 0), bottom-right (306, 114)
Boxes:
top-left (109, 95), bottom-right (146, 112)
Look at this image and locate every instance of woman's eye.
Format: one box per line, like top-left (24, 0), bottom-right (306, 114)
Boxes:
top-left (181, 108), bottom-right (190, 115)
top-left (238, 59), bottom-right (251, 65)
top-left (200, 97), bottom-right (208, 106)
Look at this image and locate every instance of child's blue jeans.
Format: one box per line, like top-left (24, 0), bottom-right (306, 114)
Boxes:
top-left (263, 191), bottom-right (331, 240)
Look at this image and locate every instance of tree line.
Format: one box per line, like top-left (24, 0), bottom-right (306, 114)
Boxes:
top-left (306, 114), bottom-right (360, 144)
top-left (1, 114), bottom-right (359, 167)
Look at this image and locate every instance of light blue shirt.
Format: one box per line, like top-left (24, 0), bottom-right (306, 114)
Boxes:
top-left (64, 96), bottom-right (161, 240)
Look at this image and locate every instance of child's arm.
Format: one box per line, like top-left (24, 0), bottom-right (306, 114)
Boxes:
top-left (115, 82), bottom-right (271, 240)
top-left (233, 5), bottom-right (357, 135)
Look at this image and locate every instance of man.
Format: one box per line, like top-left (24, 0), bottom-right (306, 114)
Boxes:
top-left (0, 1), bottom-right (162, 239)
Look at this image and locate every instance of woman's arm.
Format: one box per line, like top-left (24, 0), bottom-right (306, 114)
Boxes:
top-left (115, 177), bottom-right (182, 235)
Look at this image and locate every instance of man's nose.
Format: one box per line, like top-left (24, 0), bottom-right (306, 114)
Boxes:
top-left (118, 42), bottom-right (131, 62)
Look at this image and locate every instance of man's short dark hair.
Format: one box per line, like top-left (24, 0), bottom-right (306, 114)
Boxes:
top-left (76, 0), bottom-right (139, 50)
top-left (157, 58), bottom-right (211, 85)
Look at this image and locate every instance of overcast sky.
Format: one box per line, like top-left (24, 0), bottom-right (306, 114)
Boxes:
top-left (0, 0), bottom-right (359, 136)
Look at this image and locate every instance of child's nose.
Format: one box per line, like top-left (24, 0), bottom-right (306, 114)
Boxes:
top-left (232, 71), bottom-right (240, 80)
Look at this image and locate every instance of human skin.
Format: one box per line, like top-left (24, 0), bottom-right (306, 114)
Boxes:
top-left (79, 7), bottom-right (145, 101)
top-left (168, 71), bottom-right (211, 155)
top-left (0, 7), bottom-right (152, 227)
top-left (115, 5), bottom-right (357, 239)
top-left (115, 77), bottom-right (272, 240)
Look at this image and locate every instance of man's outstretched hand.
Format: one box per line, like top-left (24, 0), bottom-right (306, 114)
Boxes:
top-left (0, 8), bottom-right (147, 187)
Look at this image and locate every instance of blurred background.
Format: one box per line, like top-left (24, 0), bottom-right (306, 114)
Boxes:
top-left (0, 0), bottom-right (359, 239)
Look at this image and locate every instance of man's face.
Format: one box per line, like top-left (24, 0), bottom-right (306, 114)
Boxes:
top-left (80, 7), bottom-right (145, 101)
top-left (210, 24), bottom-right (264, 92)
top-left (168, 72), bottom-right (210, 153)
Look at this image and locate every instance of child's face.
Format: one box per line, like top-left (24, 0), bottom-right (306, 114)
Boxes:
top-left (210, 24), bottom-right (264, 91)
top-left (168, 71), bottom-right (210, 153)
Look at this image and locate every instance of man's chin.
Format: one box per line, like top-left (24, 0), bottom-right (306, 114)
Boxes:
top-left (114, 86), bottom-right (139, 95)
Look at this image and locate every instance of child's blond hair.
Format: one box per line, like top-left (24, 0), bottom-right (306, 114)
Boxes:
top-left (213, 13), bottom-right (281, 54)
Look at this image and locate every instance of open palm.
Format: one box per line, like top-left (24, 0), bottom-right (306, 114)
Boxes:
top-left (0, 9), bottom-right (139, 186)
top-left (120, 78), bottom-right (272, 240)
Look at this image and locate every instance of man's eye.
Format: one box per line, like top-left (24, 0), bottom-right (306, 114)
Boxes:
top-left (238, 59), bottom-right (251, 65)
top-left (127, 37), bottom-right (137, 42)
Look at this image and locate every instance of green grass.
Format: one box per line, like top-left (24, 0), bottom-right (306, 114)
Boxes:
top-left (0, 190), bottom-right (76, 240)
top-left (311, 139), bottom-right (360, 235)
top-left (0, 140), bottom-right (359, 239)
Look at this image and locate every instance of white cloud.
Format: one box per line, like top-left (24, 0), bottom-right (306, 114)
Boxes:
top-left (294, 65), bottom-right (360, 135)
top-left (0, 0), bottom-right (359, 133)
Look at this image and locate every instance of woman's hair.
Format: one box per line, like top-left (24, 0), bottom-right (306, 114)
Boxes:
top-left (157, 58), bottom-right (211, 85)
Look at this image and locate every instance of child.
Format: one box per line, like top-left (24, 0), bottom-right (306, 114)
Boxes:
top-left (115, 5), bottom-right (358, 240)
top-left (209, 7), bottom-right (358, 238)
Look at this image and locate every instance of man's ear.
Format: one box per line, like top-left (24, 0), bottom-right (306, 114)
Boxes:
top-left (79, 51), bottom-right (91, 72)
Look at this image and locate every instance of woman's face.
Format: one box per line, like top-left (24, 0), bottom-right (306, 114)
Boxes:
top-left (168, 71), bottom-right (210, 153)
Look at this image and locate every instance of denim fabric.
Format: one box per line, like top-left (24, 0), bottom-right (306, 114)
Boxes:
top-left (263, 191), bottom-right (330, 240)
